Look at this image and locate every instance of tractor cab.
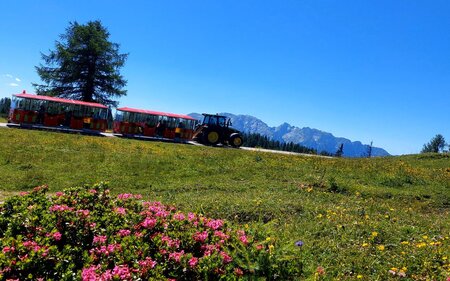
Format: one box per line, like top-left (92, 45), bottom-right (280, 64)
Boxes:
top-left (202, 114), bottom-right (231, 128)
top-left (193, 113), bottom-right (243, 147)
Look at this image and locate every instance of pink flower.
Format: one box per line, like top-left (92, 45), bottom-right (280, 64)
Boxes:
top-left (117, 193), bottom-right (133, 200)
top-left (155, 210), bottom-right (170, 218)
top-left (206, 219), bottom-right (224, 230)
top-left (2, 246), bottom-right (15, 253)
top-left (53, 232), bottom-right (62, 241)
top-left (169, 251), bottom-right (185, 263)
top-left (112, 264), bottom-right (131, 280)
top-left (89, 189), bottom-right (97, 194)
top-left (19, 191), bottom-right (29, 196)
top-left (188, 212), bottom-right (197, 222)
top-left (188, 257), bottom-right (198, 268)
top-left (23, 241), bottom-right (38, 248)
top-left (193, 231), bottom-right (209, 243)
top-left (55, 191), bottom-right (64, 197)
top-left (201, 244), bottom-right (220, 256)
top-left (173, 212), bottom-right (185, 221)
top-left (82, 265), bottom-right (99, 281)
top-left (142, 217), bottom-right (157, 228)
top-left (117, 229), bottom-right (131, 237)
top-left (49, 204), bottom-right (73, 212)
top-left (134, 194), bottom-right (143, 199)
top-left (239, 234), bottom-right (249, 245)
top-left (138, 257), bottom-right (157, 273)
top-left (101, 270), bottom-right (113, 281)
top-left (220, 251), bottom-right (233, 264)
top-left (161, 235), bottom-right (180, 248)
top-left (214, 231), bottom-right (230, 240)
top-left (114, 207), bottom-right (126, 215)
top-left (76, 209), bottom-right (90, 217)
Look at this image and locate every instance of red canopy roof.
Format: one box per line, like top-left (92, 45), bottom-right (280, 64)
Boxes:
top-left (14, 92), bottom-right (108, 109)
top-left (117, 107), bottom-right (195, 120)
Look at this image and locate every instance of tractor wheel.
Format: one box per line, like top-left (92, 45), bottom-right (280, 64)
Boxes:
top-left (203, 130), bottom-right (220, 145)
top-left (229, 133), bottom-right (243, 148)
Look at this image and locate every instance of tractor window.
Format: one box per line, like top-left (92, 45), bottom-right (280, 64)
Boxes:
top-left (218, 117), bottom-right (226, 127)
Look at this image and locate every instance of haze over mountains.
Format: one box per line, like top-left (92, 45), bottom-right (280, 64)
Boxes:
top-left (189, 113), bottom-right (390, 157)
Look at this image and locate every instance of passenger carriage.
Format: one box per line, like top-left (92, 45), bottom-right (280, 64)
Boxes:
top-left (8, 91), bottom-right (108, 132)
top-left (114, 107), bottom-right (196, 140)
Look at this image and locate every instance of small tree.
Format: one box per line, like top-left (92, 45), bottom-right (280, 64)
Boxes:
top-left (366, 141), bottom-right (373, 158)
top-left (421, 134), bottom-right (446, 153)
top-left (0, 97), bottom-right (11, 115)
top-left (33, 20), bottom-right (128, 107)
top-left (335, 143), bottom-right (344, 157)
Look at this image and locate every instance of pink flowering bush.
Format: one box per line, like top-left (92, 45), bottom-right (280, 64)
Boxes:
top-left (0, 183), bottom-right (302, 280)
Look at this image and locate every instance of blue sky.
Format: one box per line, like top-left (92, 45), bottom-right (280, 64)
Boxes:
top-left (1, 0), bottom-right (449, 155)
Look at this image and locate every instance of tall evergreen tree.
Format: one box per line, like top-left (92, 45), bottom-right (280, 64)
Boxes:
top-left (33, 20), bottom-right (128, 107)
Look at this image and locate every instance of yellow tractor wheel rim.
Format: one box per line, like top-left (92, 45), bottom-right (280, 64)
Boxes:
top-left (207, 131), bottom-right (219, 143)
top-left (233, 137), bottom-right (242, 146)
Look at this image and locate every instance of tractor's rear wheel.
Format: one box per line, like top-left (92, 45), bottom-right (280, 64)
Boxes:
top-left (229, 134), bottom-right (243, 148)
top-left (203, 130), bottom-right (220, 145)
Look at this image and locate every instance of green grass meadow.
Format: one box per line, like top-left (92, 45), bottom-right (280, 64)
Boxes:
top-left (0, 127), bottom-right (449, 279)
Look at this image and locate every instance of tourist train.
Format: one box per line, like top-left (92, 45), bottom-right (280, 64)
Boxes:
top-left (7, 91), bottom-right (243, 147)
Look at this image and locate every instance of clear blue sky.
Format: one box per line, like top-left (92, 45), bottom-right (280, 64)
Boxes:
top-left (1, 0), bottom-right (449, 155)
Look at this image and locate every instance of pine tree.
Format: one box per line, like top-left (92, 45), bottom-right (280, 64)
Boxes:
top-left (335, 143), bottom-right (344, 157)
top-left (367, 141), bottom-right (373, 158)
top-left (421, 134), bottom-right (446, 153)
top-left (33, 21), bottom-right (128, 107)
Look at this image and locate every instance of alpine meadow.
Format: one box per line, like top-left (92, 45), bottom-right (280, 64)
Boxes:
top-left (0, 129), bottom-right (449, 279)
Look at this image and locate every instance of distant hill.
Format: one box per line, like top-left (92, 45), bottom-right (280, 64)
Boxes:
top-left (189, 113), bottom-right (390, 157)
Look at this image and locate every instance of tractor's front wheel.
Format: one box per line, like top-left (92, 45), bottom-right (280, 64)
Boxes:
top-left (203, 130), bottom-right (220, 145)
top-left (229, 133), bottom-right (243, 148)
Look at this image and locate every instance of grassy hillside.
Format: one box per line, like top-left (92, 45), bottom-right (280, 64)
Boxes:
top-left (0, 128), bottom-right (449, 279)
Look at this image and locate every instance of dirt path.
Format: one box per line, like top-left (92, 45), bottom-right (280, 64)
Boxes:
top-left (0, 123), bottom-right (332, 158)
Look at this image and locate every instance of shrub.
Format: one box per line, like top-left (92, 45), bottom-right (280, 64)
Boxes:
top-left (0, 183), bottom-right (302, 280)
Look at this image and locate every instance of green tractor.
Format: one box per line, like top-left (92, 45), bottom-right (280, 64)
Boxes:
top-left (192, 113), bottom-right (244, 147)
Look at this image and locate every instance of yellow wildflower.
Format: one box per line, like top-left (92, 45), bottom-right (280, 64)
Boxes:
top-left (400, 241), bottom-right (409, 245)
top-left (416, 242), bottom-right (426, 248)
top-left (377, 245), bottom-right (385, 251)
top-left (371, 232), bottom-right (378, 237)
top-left (317, 214), bottom-right (323, 219)
top-left (362, 243), bottom-right (369, 247)
top-left (422, 235), bottom-right (428, 240)
top-left (357, 274), bottom-right (363, 279)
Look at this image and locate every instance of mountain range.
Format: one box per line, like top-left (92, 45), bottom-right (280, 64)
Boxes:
top-left (189, 113), bottom-right (390, 157)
